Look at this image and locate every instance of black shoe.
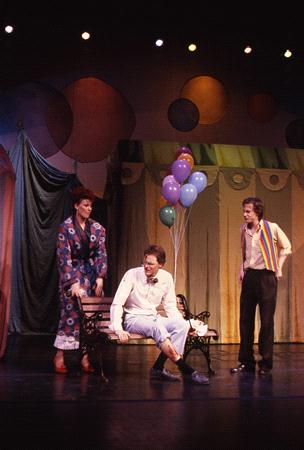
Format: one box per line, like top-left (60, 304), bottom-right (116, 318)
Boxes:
top-left (258, 367), bottom-right (271, 376)
top-left (183, 371), bottom-right (210, 385)
top-left (230, 364), bottom-right (255, 373)
top-left (150, 368), bottom-right (181, 382)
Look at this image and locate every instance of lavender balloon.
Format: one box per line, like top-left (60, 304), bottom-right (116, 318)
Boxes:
top-left (162, 180), bottom-right (180, 205)
top-left (188, 171), bottom-right (208, 193)
top-left (179, 183), bottom-right (198, 208)
top-left (171, 159), bottom-right (191, 183)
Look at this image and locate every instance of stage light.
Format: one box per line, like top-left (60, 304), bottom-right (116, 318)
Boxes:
top-left (155, 39), bottom-right (164, 47)
top-left (244, 45), bottom-right (252, 54)
top-left (284, 49), bottom-right (292, 58)
top-left (4, 25), bottom-right (14, 34)
top-left (188, 43), bottom-right (197, 52)
top-left (81, 31), bottom-right (91, 40)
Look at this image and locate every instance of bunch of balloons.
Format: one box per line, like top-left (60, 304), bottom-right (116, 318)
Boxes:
top-left (159, 146), bottom-right (207, 228)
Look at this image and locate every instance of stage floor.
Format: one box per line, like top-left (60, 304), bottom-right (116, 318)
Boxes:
top-left (0, 336), bottom-right (304, 449)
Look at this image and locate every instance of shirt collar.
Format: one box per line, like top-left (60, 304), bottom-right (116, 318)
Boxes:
top-left (245, 219), bottom-right (262, 235)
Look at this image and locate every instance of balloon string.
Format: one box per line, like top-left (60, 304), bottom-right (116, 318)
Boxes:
top-left (176, 205), bottom-right (192, 254)
top-left (170, 222), bottom-right (177, 285)
top-left (171, 204), bottom-right (194, 285)
top-left (175, 207), bottom-right (181, 284)
top-left (175, 207), bottom-right (183, 256)
top-left (176, 205), bottom-right (192, 255)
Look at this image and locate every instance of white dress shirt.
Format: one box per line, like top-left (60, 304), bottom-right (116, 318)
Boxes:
top-left (110, 266), bottom-right (181, 332)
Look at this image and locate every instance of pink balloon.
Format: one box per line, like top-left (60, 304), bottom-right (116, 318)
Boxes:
top-left (162, 175), bottom-right (177, 186)
top-left (171, 159), bottom-right (191, 183)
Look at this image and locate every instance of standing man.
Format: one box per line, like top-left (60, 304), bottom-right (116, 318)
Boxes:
top-left (110, 244), bottom-right (209, 385)
top-left (231, 197), bottom-right (291, 375)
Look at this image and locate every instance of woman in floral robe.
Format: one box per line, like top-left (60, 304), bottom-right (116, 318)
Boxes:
top-left (53, 187), bottom-right (107, 373)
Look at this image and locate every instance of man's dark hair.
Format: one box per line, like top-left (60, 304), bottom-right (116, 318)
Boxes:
top-left (144, 244), bottom-right (166, 265)
top-left (242, 197), bottom-right (264, 220)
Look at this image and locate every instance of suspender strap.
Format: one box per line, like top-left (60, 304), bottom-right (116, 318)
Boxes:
top-left (259, 220), bottom-right (278, 272)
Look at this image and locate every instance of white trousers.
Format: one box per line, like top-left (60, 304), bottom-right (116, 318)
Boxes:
top-left (124, 314), bottom-right (190, 355)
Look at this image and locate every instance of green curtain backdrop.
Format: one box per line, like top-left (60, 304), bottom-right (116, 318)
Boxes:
top-left (9, 131), bottom-right (81, 334)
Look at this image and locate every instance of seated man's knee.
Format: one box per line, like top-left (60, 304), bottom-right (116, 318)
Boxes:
top-left (150, 324), bottom-right (169, 344)
top-left (175, 317), bottom-right (190, 334)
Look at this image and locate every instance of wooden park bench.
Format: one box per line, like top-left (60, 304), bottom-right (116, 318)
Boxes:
top-left (78, 294), bottom-right (219, 378)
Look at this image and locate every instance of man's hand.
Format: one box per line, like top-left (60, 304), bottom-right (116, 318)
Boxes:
top-left (239, 265), bottom-right (245, 283)
top-left (116, 330), bottom-right (131, 343)
top-left (276, 268), bottom-right (283, 280)
top-left (188, 328), bottom-right (197, 337)
top-left (276, 255), bottom-right (287, 280)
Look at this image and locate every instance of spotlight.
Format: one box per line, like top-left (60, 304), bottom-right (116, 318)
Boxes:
top-left (284, 49), bottom-right (292, 58)
top-left (81, 31), bottom-right (91, 40)
top-left (244, 45), bottom-right (252, 54)
top-left (4, 25), bottom-right (14, 34)
top-left (188, 43), bottom-right (197, 52)
top-left (155, 39), bottom-right (164, 47)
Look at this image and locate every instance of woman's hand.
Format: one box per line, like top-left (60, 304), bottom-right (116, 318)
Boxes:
top-left (71, 282), bottom-right (83, 299)
top-left (95, 278), bottom-right (104, 297)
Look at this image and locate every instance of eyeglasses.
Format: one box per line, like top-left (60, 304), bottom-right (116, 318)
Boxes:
top-left (143, 260), bottom-right (158, 267)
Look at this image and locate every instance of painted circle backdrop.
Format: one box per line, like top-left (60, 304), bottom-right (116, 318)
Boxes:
top-left (0, 81), bottom-right (73, 157)
top-left (180, 76), bottom-right (228, 124)
top-left (167, 98), bottom-right (199, 131)
top-left (247, 92), bottom-right (277, 123)
top-left (62, 77), bottom-right (136, 162)
top-left (285, 119), bottom-right (304, 149)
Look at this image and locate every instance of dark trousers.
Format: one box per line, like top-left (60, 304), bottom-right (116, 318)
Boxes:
top-left (239, 269), bottom-right (277, 369)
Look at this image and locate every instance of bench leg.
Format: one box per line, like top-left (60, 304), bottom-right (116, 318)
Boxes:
top-left (93, 345), bottom-right (109, 383)
top-left (199, 346), bottom-right (216, 375)
top-left (183, 337), bottom-right (216, 375)
top-left (81, 342), bottom-right (109, 382)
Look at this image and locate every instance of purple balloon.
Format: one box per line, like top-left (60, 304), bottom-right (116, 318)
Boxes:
top-left (171, 159), bottom-right (191, 183)
top-left (188, 171), bottom-right (208, 193)
top-left (175, 146), bottom-right (193, 158)
top-left (162, 174), bottom-right (177, 186)
top-left (162, 180), bottom-right (180, 205)
top-left (179, 183), bottom-right (198, 208)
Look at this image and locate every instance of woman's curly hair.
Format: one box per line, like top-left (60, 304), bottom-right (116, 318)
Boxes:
top-left (72, 186), bottom-right (96, 204)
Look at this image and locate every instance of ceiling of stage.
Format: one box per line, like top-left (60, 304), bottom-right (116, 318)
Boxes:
top-left (0, 3), bottom-right (303, 99)
top-left (0, 3), bottom-right (302, 60)
top-left (1, 4), bottom-right (301, 44)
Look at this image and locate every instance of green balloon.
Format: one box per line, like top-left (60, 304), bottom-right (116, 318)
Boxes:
top-left (159, 205), bottom-right (176, 228)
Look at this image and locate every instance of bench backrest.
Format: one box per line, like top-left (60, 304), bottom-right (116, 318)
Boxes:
top-left (78, 296), bottom-right (112, 334)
